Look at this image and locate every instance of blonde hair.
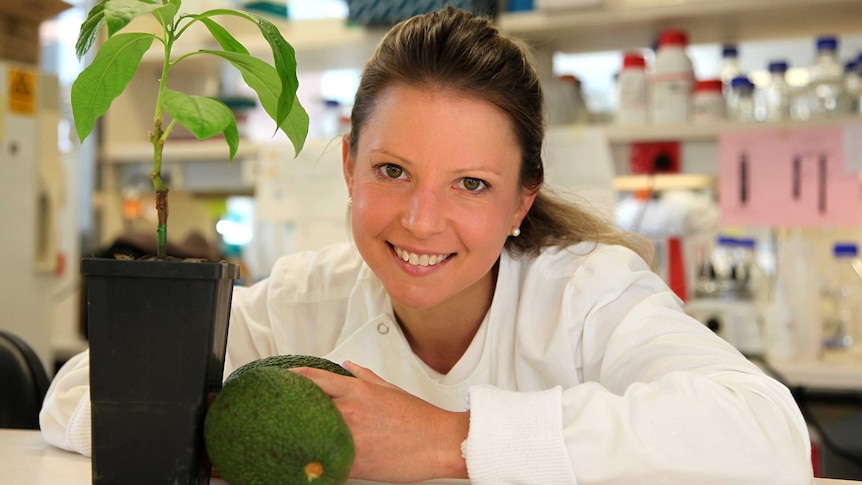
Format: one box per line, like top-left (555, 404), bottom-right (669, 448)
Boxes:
top-left (349, 6), bottom-right (653, 264)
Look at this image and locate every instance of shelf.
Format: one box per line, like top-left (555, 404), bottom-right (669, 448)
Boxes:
top-left (129, 0), bottom-right (862, 72)
top-left (613, 173), bottom-right (715, 191)
top-left (102, 116), bottom-right (862, 164)
top-left (498, 0), bottom-right (862, 53)
top-left (101, 139), bottom-right (259, 164)
top-left (599, 115), bottom-right (862, 144)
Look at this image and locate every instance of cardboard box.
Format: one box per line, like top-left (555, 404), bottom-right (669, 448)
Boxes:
top-left (0, 0), bottom-right (72, 65)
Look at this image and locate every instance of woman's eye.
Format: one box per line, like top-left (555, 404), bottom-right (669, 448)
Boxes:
top-left (461, 177), bottom-right (487, 191)
top-left (382, 164), bottom-right (404, 179)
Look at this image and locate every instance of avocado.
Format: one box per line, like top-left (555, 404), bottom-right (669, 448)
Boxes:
top-left (205, 357), bottom-right (355, 485)
top-left (225, 354), bottom-right (354, 384)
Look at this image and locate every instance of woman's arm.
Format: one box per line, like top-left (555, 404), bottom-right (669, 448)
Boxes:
top-left (465, 246), bottom-right (811, 484)
top-left (463, 339), bottom-right (811, 484)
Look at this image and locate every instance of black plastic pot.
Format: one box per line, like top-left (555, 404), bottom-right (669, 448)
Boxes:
top-left (82, 258), bottom-right (239, 485)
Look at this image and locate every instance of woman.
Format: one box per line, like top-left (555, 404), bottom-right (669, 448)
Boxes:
top-left (42, 6), bottom-right (812, 483)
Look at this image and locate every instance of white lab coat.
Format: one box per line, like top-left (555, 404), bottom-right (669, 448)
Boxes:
top-left (41, 241), bottom-right (812, 484)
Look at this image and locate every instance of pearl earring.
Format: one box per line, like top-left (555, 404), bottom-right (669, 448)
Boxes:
top-left (347, 196), bottom-right (352, 206)
top-left (512, 227), bottom-right (521, 237)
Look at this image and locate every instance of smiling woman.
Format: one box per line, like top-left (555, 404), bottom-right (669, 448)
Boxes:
top-left (343, 85), bottom-right (527, 321)
top-left (41, 6), bottom-right (814, 485)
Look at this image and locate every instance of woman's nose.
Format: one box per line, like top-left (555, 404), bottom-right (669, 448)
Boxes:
top-left (401, 187), bottom-right (446, 238)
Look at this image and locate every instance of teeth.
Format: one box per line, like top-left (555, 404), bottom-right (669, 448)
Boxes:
top-left (394, 246), bottom-right (449, 266)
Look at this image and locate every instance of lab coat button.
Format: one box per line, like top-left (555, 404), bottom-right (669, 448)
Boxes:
top-left (377, 322), bottom-right (390, 335)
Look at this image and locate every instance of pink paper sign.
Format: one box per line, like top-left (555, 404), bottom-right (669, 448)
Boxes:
top-left (718, 126), bottom-right (860, 227)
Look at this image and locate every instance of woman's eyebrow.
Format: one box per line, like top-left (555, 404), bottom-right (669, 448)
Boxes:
top-left (370, 149), bottom-right (412, 164)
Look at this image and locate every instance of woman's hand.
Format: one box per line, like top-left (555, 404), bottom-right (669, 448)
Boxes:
top-left (291, 361), bottom-right (469, 483)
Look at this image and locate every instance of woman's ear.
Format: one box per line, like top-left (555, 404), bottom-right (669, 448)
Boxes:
top-left (514, 189), bottom-right (538, 228)
top-left (342, 134), bottom-right (354, 195)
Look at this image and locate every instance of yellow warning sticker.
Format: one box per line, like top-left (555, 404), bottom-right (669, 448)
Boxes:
top-left (8, 68), bottom-right (36, 115)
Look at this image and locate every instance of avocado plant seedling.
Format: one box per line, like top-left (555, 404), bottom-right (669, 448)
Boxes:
top-left (72, 0), bottom-right (308, 258)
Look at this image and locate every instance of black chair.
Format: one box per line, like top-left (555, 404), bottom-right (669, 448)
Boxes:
top-left (0, 330), bottom-right (51, 429)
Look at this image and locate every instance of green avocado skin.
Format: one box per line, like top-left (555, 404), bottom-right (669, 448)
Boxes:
top-left (205, 359), bottom-right (355, 485)
top-left (225, 354), bottom-right (355, 384)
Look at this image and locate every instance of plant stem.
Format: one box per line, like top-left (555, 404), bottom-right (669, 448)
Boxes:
top-left (151, 20), bottom-right (174, 259)
top-left (151, 119), bottom-right (168, 259)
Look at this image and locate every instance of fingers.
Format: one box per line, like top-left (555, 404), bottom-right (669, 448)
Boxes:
top-left (342, 361), bottom-right (388, 385)
top-left (290, 361), bottom-right (397, 398)
top-left (289, 366), bottom-right (354, 397)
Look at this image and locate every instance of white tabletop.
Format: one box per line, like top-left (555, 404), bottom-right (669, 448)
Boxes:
top-left (0, 428), bottom-right (855, 484)
top-left (0, 429), bottom-right (468, 485)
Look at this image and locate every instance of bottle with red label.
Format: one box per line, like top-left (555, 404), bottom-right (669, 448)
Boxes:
top-left (692, 79), bottom-right (725, 123)
top-left (649, 30), bottom-right (694, 123)
top-left (615, 51), bottom-right (648, 124)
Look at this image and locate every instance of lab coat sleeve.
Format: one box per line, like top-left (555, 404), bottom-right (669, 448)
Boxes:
top-left (39, 350), bottom-right (93, 456)
top-left (464, 246), bottom-right (812, 484)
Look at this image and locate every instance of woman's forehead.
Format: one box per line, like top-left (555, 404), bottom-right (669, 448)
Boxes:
top-left (358, 85), bottom-right (520, 163)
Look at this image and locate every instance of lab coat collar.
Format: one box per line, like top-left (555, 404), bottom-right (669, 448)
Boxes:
top-left (337, 250), bottom-right (524, 342)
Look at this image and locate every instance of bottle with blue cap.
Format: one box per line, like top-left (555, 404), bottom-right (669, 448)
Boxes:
top-left (807, 35), bottom-right (847, 118)
top-left (820, 242), bottom-right (862, 350)
top-left (762, 60), bottom-right (792, 122)
top-left (727, 76), bottom-right (756, 122)
top-left (844, 57), bottom-right (861, 114)
top-left (719, 44), bottom-right (741, 93)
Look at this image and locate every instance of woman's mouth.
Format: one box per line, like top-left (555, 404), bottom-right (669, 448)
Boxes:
top-left (393, 245), bottom-right (452, 267)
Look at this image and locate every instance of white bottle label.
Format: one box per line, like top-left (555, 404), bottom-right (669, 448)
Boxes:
top-left (650, 73), bottom-right (693, 123)
top-left (693, 92), bottom-right (725, 123)
top-left (617, 71), bottom-right (647, 124)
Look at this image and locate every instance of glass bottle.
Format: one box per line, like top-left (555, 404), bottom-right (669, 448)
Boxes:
top-left (719, 44), bottom-right (741, 93)
top-left (808, 35), bottom-right (847, 118)
top-left (762, 60), bottom-right (792, 122)
top-left (727, 76), bottom-right (756, 122)
top-left (844, 59), bottom-right (862, 114)
top-left (820, 243), bottom-right (862, 350)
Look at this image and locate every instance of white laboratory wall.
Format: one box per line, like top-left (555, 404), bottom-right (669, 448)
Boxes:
top-left (247, 138), bottom-right (350, 282)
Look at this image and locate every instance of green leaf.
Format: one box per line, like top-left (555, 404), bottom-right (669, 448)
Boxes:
top-left (71, 32), bottom-right (155, 142)
top-left (192, 10), bottom-right (297, 131)
top-left (222, 118), bottom-right (240, 162)
top-left (196, 16), bottom-right (249, 55)
top-left (161, 89), bottom-right (234, 141)
top-left (75, 1), bottom-right (106, 60)
top-left (199, 50), bottom-right (307, 155)
top-left (251, 15), bottom-right (299, 131)
top-left (104, 0), bottom-right (166, 36)
top-left (150, 2), bottom-right (180, 32)
top-left (280, 96), bottom-right (309, 155)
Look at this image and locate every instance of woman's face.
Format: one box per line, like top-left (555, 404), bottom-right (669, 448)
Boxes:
top-left (343, 84), bottom-right (536, 312)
